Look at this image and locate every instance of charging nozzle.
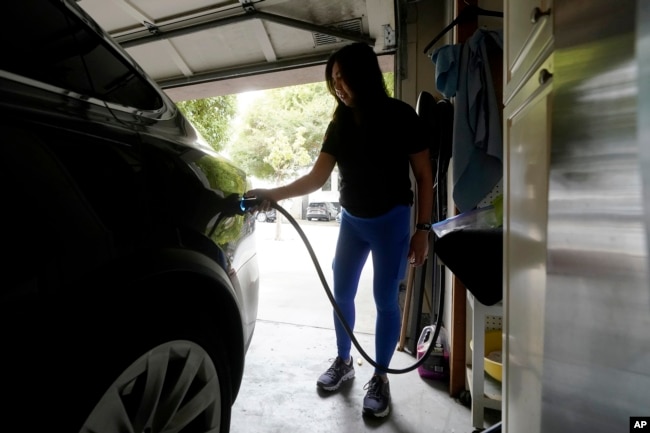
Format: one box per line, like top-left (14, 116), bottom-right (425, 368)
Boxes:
top-left (221, 193), bottom-right (260, 216)
top-left (239, 196), bottom-right (261, 213)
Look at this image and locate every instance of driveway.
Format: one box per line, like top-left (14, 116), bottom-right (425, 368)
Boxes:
top-left (232, 218), bottom-right (478, 433)
top-left (253, 218), bottom-right (376, 334)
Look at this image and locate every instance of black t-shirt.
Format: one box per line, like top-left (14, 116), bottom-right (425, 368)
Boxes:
top-left (321, 97), bottom-right (428, 217)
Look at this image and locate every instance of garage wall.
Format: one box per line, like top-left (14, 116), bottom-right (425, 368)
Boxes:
top-left (398, 0), bottom-right (446, 107)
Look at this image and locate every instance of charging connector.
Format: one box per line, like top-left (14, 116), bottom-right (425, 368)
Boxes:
top-left (239, 197), bottom-right (261, 213)
top-left (219, 194), bottom-right (261, 216)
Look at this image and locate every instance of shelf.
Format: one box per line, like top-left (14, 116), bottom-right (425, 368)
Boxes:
top-left (467, 290), bottom-right (503, 316)
top-left (466, 290), bottom-right (503, 429)
top-left (465, 365), bottom-right (502, 409)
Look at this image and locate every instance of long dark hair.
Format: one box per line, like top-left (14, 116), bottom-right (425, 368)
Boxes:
top-left (325, 43), bottom-right (389, 116)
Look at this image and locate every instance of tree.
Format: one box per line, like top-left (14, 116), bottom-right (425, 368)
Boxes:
top-left (228, 82), bottom-right (334, 181)
top-left (230, 73), bottom-right (394, 180)
top-left (176, 95), bottom-right (237, 152)
top-left (227, 83), bottom-right (334, 239)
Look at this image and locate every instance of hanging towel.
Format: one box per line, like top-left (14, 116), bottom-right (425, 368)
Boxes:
top-left (434, 28), bottom-right (503, 213)
top-left (430, 44), bottom-right (462, 99)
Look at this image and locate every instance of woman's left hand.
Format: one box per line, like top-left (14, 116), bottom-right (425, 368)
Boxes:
top-left (408, 231), bottom-right (429, 267)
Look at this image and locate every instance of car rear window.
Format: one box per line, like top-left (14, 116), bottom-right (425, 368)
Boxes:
top-left (1, 0), bottom-right (162, 110)
top-left (309, 203), bottom-right (326, 208)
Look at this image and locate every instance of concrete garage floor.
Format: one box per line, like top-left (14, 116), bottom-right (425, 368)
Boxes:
top-left (231, 217), bottom-right (499, 433)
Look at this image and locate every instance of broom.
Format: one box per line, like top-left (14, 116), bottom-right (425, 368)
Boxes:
top-left (397, 265), bottom-right (415, 351)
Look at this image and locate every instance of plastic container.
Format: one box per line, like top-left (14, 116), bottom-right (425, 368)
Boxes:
top-left (469, 330), bottom-right (503, 382)
top-left (432, 204), bottom-right (500, 238)
top-left (416, 325), bottom-right (450, 380)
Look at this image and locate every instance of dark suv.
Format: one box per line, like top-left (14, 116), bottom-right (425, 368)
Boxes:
top-left (1, 1), bottom-right (259, 432)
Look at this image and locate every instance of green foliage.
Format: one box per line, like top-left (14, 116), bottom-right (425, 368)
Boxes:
top-left (193, 154), bottom-right (249, 245)
top-left (228, 82), bottom-right (335, 183)
top-left (195, 155), bottom-right (247, 195)
top-left (384, 72), bottom-right (395, 97)
top-left (224, 71), bottom-right (393, 184)
top-left (176, 95), bottom-right (237, 152)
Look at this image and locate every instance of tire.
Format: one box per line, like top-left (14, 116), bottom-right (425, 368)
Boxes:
top-left (41, 275), bottom-right (240, 433)
top-left (257, 212), bottom-right (267, 222)
top-left (79, 340), bottom-right (225, 433)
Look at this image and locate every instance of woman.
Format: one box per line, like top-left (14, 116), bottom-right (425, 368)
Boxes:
top-left (245, 42), bottom-right (433, 418)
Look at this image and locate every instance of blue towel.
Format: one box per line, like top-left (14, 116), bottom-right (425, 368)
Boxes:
top-left (452, 28), bottom-right (503, 212)
top-left (431, 44), bottom-right (462, 98)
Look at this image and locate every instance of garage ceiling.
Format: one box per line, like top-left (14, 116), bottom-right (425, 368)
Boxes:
top-left (76, 0), bottom-right (398, 101)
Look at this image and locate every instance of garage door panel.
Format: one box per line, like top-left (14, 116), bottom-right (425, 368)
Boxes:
top-left (76, 0), bottom-right (395, 97)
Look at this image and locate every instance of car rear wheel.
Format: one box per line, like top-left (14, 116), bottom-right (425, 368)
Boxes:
top-left (38, 273), bottom-right (241, 433)
top-left (79, 340), bottom-right (224, 433)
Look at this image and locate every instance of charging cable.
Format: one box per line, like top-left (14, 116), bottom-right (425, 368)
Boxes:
top-left (239, 196), bottom-right (445, 375)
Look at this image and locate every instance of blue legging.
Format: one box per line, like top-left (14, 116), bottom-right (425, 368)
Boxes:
top-left (332, 205), bottom-right (410, 374)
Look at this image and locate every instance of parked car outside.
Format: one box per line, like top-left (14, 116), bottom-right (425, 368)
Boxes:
top-left (257, 208), bottom-right (277, 223)
top-left (306, 201), bottom-right (338, 221)
top-left (1, 1), bottom-right (259, 432)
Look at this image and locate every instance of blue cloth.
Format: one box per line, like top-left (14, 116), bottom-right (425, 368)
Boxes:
top-left (332, 205), bottom-right (410, 373)
top-left (430, 44), bottom-right (461, 98)
top-left (432, 28), bottom-right (504, 212)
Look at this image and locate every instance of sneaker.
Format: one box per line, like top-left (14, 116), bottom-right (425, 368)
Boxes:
top-left (316, 356), bottom-right (355, 391)
top-left (362, 375), bottom-right (391, 417)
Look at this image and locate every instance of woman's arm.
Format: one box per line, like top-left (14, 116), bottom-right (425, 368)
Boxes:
top-left (409, 148), bottom-right (434, 226)
top-left (408, 148), bottom-right (434, 266)
top-left (246, 152), bottom-right (336, 207)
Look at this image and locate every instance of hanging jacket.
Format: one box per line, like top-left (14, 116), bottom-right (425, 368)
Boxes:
top-left (431, 28), bottom-right (503, 212)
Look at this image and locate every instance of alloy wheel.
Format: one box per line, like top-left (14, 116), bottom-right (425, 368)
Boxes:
top-left (80, 340), bottom-right (221, 433)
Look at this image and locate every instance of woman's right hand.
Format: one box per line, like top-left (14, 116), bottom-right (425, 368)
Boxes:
top-left (244, 153), bottom-right (334, 212)
top-left (244, 188), bottom-right (281, 212)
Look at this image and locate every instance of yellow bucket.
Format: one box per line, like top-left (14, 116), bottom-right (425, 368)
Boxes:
top-left (469, 330), bottom-right (502, 382)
